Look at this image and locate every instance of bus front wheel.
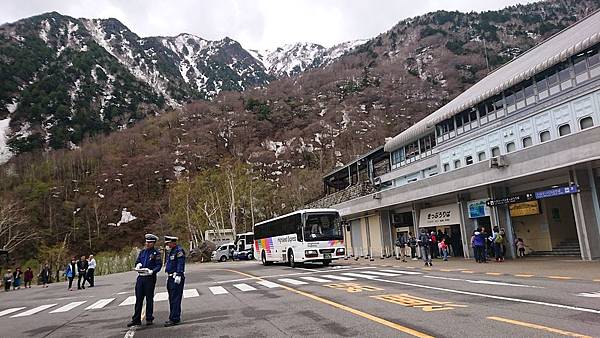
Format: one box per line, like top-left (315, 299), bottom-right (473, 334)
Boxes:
top-left (288, 249), bottom-right (296, 268)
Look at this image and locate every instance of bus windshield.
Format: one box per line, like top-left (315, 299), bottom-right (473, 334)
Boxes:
top-left (304, 213), bottom-right (342, 241)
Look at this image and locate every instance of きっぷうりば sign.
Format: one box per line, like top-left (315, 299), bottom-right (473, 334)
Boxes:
top-left (419, 204), bottom-right (461, 227)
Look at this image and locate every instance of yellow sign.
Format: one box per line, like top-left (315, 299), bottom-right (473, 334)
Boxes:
top-left (325, 283), bottom-right (383, 293)
top-left (371, 294), bottom-right (467, 312)
top-left (510, 201), bottom-right (540, 217)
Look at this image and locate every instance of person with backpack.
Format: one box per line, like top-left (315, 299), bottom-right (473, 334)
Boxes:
top-left (64, 257), bottom-right (77, 291)
top-left (408, 232), bottom-right (418, 260)
top-left (418, 229), bottom-right (433, 266)
top-left (471, 230), bottom-right (485, 263)
top-left (492, 227), bottom-right (505, 262)
top-left (394, 233), bottom-right (408, 262)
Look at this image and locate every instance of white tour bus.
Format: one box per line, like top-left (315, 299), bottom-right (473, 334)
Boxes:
top-left (253, 209), bottom-right (345, 267)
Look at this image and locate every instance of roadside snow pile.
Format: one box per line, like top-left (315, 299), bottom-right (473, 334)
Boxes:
top-left (114, 208), bottom-right (138, 227)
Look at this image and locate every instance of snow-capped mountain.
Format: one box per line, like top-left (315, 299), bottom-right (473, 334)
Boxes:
top-left (249, 40), bottom-right (367, 77)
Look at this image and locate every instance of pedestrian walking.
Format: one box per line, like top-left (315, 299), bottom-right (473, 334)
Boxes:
top-left (418, 229), bottom-right (433, 266)
top-left (128, 234), bottom-right (162, 327)
top-left (40, 263), bottom-right (50, 287)
top-left (77, 256), bottom-right (88, 290)
top-left (409, 232), bottom-right (418, 260)
top-left (3, 269), bottom-right (12, 291)
top-left (492, 227), bottom-right (505, 262)
top-left (394, 233), bottom-right (408, 262)
top-left (12, 267), bottom-right (22, 290)
top-left (164, 235), bottom-right (185, 327)
top-left (24, 267), bottom-right (33, 288)
top-left (472, 230), bottom-right (485, 263)
top-left (440, 239), bottom-right (449, 261)
top-left (86, 254), bottom-right (96, 287)
top-left (65, 258), bottom-right (76, 291)
top-left (429, 231), bottom-right (438, 259)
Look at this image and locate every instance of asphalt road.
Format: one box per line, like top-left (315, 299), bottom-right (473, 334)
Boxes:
top-left (0, 259), bottom-right (599, 338)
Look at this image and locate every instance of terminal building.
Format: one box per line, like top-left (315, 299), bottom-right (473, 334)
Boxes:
top-left (308, 11), bottom-right (600, 261)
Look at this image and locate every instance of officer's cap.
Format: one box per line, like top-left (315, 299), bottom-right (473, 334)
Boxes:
top-left (164, 235), bottom-right (178, 243)
top-left (145, 233), bottom-right (159, 243)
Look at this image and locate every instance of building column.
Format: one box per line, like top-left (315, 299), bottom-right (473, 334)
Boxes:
top-left (457, 193), bottom-right (471, 259)
top-left (411, 203), bottom-right (421, 258)
top-left (570, 167), bottom-right (600, 260)
top-left (380, 210), bottom-right (393, 258)
top-left (490, 186), bottom-right (516, 259)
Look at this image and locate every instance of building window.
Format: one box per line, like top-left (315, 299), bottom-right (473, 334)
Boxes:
top-left (522, 136), bottom-right (533, 148)
top-left (477, 152), bottom-right (486, 161)
top-left (443, 163), bottom-right (450, 172)
top-left (491, 147), bottom-right (500, 157)
top-left (391, 148), bottom-right (405, 165)
top-left (580, 116), bottom-right (594, 130)
top-left (454, 160), bottom-right (461, 169)
top-left (573, 53), bottom-right (588, 75)
top-left (465, 155), bottom-right (473, 165)
top-left (588, 48), bottom-right (599, 69)
top-left (506, 142), bottom-right (516, 153)
top-left (558, 124), bottom-right (571, 136)
top-left (540, 130), bottom-right (551, 142)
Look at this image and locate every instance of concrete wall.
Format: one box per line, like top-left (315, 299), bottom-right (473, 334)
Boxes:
top-left (368, 214), bottom-right (383, 258)
top-left (511, 211), bottom-right (552, 253)
top-left (546, 195), bottom-right (578, 247)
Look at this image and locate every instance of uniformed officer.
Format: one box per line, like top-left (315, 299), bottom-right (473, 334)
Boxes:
top-left (164, 235), bottom-right (185, 327)
top-left (127, 233), bottom-right (162, 327)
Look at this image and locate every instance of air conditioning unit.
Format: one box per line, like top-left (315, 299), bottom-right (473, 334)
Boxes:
top-left (489, 155), bottom-right (507, 168)
top-left (373, 193), bottom-right (382, 200)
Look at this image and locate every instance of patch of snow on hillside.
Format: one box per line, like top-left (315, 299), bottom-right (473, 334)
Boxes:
top-left (0, 118), bottom-right (12, 164)
top-left (115, 208), bottom-right (137, 227)
top-left (39, 19), bottom-right (51, 43)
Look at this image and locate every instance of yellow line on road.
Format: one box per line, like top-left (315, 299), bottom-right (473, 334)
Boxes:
top-left (439, 269), bottom-right (453, 272)
top-left (461, 270), bottom-right (474, 274)
top-left (593, 279), bottom-right (600, 282)
top-left (546, 276), bottom-right (573, 280)
top-left (487, 316), bottom-right (591, 337)
top-left (223, 269), bottom-right (433, 338)
top-left (514, 274), bottom-right (534, 277)
top-left (485, 272), bottom-right (502, 276)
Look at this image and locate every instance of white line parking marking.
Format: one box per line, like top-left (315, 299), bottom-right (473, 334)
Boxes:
top-left (301, 276), bottom-right (333, 283)
top-left (340, 272), bottom-right (377, 279)
top-left (183, 289), bottom-right (200, 298)
top-left (233, 283), bottom-right (256, 292)
top-left (213, 266), bottom-right (371, 284)
top-left (154, 292), bottom-right (168, 302)
top-left (0, 307), bottom-right (25, 317)
top-left (379, 269), bottom-right (422, 275)
top-left (50, 301), bottom-right (87, 313)
top-left (424, 275), bottom-right (542, 288)
top-left (359, 271), bottom-right (400, 277)
top-left (12, 304), bottom-right (57, 317)
top-left (85, 298), bottom-right (114, 310)
top-left (256, 281), bottom-right (281, 288)
top-left (321, 275), bottom-right (356, 281)
top-left (119, 296), bottom-right (136, 306)
top-left (209, 286), bottom-right (229, 295)
top-left (368, 276), bottom-right (600, 314)
top-left (576, 291), bottom-right (600, 298)
top-left (278, 278), bottom-right (308, 285)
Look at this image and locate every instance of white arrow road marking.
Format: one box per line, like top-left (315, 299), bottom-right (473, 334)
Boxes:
top-left (321, 275), bottom-right (356, 281)
top-left (85, 298), bottom-right (114, 310)
top-left (12, 304), bottom-right (57, 317)
top-left (379, 269), bottom-right (422, 275)
top-left (576, 291), bottom-right (600, 298)
top-left (183, 289), bottom-right (199, 298)
top-left (278, 278), bottom-right (308, 285)
top-left (301, 276), bottom-right (334, 283)
top-left (256, 281), bottom-right (281, 288)
top-left (0, 307), bottom-right (25, 317)
top-left (209, 286), bottom-right (229, 295)
top-left (233, 283), bottom-right (256, 292)
top-left (119, 296), bottom-right (136, 306)
top-left (50, 301), bottom-right (87, 313)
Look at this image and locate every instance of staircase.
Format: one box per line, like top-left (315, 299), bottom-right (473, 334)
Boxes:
top-left (530, 239), bottom-right (581, 257)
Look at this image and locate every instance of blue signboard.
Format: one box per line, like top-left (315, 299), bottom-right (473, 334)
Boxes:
top-left (534, 185), bottom-right (580, 199)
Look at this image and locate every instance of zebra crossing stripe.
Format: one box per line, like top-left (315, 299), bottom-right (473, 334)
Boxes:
top-left (359, 271), bottom-right (400, 277)
top-left (119, 296), bottom-right (136, 306)
top-left (301, 276), bottom-right (333, 283)
top-left (183, 289), bottom-right (200, 298)
top-left (256, 281), bottom-right (281, 288)
top-left (50, 301), bottom-right (86, 313)
top-left (0, 307), bottom-right (25, 317)
top-left (379, 269), bottom-right (422, 275)
top-left (209, 286), bottom-right (229, 295)
top-left (12, 304), bottom-right (57, 317)
top-left (85, 298), bottom-right (114, 310)
top-left (278, 278), bottom-right (308, 285)
top-left (340, 272), bottom-right (377, 279)
top-left (154, 292), bottom-right (168, 302)
top-left (233, 283), bottom-right (256, 292)
top-left (321, 275), bottom-right (356, 281)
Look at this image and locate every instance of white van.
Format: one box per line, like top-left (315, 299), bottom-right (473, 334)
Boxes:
top-left (211, 243), bottom-right (235, 262)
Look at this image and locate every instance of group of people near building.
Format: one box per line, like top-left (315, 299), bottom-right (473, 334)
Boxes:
top-left (471, 226), bottom-right (509, 263)
top-left (3, 264), bottom-right (52, 291)
top-left (395, 229), bottom-right (455, 266)
top-left (64, 254), bottom-right (96, 291)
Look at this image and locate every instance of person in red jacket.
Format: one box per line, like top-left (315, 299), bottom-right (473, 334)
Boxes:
top-left (23, 267), bottom-right (34, 288)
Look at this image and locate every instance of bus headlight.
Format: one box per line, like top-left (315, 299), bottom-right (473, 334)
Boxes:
top-left (305, 250), bottom-right (318, 258)
top-left (336, 248), bottom-right (345, 256)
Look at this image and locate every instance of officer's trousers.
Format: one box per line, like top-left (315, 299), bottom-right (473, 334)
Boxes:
top-left (133, 275), bottom-right (156, 322)
top-left (167, 275), bottom-right (185, 322)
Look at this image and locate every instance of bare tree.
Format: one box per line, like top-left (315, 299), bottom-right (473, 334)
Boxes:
top-left (0, 199), bottom-right (37, 253)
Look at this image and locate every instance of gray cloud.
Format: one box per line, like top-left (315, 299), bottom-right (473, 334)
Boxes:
top-left (0, 0), bottom-right (540, 50)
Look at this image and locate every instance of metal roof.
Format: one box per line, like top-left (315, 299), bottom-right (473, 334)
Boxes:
top-left (384, 10), bottom-right (600, 152)
top-left (323, 146), bottom-right (385, 179)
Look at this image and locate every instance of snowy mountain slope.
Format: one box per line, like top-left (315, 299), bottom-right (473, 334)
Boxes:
top-left (250, 40), bottom-right (367, 77)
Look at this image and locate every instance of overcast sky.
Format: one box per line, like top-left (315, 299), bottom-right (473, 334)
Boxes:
top-left (1, 0), bottom-right (539, 50)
